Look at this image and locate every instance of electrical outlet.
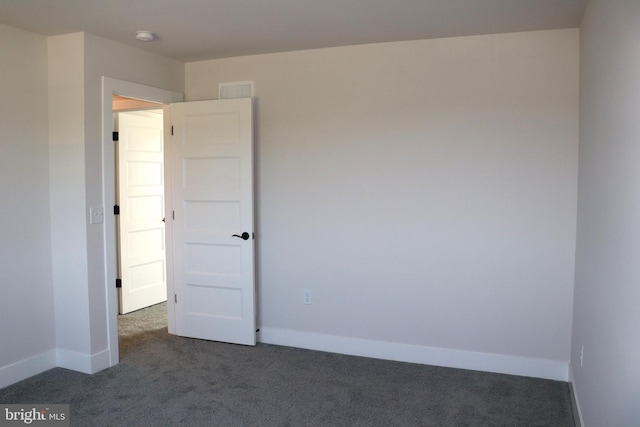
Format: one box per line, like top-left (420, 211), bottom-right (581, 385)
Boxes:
top-left (303, 289), bottom-right (312, 305)
top-left (580, 345), bottom-right (584, 368)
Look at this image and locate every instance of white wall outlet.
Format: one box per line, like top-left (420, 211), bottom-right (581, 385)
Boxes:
top-left (303, 289), bottom-right (312, 305)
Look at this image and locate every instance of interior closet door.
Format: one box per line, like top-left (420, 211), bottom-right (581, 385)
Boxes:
top-left (170, 98), bottom-right (256, 345)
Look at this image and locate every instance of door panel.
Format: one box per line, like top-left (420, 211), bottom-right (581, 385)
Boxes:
top-left (170, 98), bottom-right (255, 345)
top-left (117, 110), bottom-right (167, 314)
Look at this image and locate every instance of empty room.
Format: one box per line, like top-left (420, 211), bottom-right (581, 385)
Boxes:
top-left (1, 1), bottom-right (638, 426)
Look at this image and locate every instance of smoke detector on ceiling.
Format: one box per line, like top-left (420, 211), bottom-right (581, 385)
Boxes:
top-left (135, 30), bottom-right (155, 42)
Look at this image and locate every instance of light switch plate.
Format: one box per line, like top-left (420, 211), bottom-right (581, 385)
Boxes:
top-left (90, 206), bottom-right (104, 224)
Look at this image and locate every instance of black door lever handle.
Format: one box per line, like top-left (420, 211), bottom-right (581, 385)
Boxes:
top-left (232, 232), bottom-right (250, 240)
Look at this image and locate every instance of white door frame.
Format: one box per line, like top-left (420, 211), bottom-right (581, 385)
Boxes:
top-left (101, 77), bottom-right (182, 367)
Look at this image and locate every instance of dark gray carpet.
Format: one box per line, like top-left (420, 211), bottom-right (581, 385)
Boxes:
top-left (1, 303), bottom-right (575, 426)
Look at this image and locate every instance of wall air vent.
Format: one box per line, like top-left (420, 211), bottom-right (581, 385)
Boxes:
top-left (219, 81), bottom-right (254, 99)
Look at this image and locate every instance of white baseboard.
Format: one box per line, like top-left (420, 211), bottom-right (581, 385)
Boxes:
top-left (89, 348), bottom-right (112, 373)
top-left (0, 350), bottom-right (57, 389)
top-left (569, 365), bottom-right (584, 427)
top-left (0, 348), bottom-right (113, 389)
top-left (56, 348), bottom-right (111, 374)
top-left (259, 327), bottom-right (569, 381)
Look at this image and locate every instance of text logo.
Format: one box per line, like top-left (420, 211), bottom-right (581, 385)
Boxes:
top-left (0, 405), bottom-right (69, 427)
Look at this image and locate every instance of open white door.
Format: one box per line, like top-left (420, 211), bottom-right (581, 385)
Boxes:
top-left (117, 110), bottom-right (167, 314)
top-left (170, 98), bottom-right (255, 345)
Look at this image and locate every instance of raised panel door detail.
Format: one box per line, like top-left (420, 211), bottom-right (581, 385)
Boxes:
top-left (185, 243), bottom-right (242, 277)
top-left (128, 229), bottom-right (165, 256)
top-left (127, 161), bottom-right (163, 187)
top-left (128, 261), bottom-right (166, 291)
top-left (183, 157), bottom-right (240, 194)
top-left (125, 126), bottom-right (163, 152)
top-left (184, 201), bottom-right (241, 233)
top-left (127, 195), bottom-right (164, 221)
top-left (184, 113), bottom-right (240, 146)
top-left (186, 285), bottom-right (243, 320)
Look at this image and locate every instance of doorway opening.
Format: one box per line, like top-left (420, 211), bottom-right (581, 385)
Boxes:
top-left (102, 77), bottom-right (184, 368)
top-left (113, 96), bottom-right (167, 358)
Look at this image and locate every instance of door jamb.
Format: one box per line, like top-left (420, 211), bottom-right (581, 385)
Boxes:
top-left (101, 77), bottom-right (183, 367)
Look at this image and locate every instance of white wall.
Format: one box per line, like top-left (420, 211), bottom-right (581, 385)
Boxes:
top-left (0, 24), bottom-right (56, 387)
top-left (186, 29), bottom-right (579, 379)
top-left (48, 32), bottom-right (184, 373)
top-left (572, 1), bottom-right (640, 425)
top-left (48, 33), bottom-right (92, 368)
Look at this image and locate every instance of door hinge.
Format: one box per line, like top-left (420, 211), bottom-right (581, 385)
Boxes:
top-left (174, 294), bottom-right (178, 304)
top-left (171, 125), bottom-right (174, 136)
top-left (113, 131), bottom-right (119, 141)
top-left (114, 205), bottom-right (120, 215)
top-left (115, 278), bottom-right (122, 288)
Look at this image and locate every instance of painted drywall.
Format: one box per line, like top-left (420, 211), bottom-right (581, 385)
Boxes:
top-left (0, 24), bottom-right (55, 387)
top-left (572, 0), bottom-right (640, 425)
top-left (186, 29), bottom-right (579, 379)
top-left (47, 32), bottom-right (184, 373)
top-left (48, 33), bottom-right (92, 368)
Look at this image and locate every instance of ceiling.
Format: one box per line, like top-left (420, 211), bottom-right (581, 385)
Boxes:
top-left (0, 0), bottom-right (587, 62)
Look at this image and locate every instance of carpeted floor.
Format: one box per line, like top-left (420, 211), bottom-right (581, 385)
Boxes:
top-left (1, 303), bottom-right (575, 426)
